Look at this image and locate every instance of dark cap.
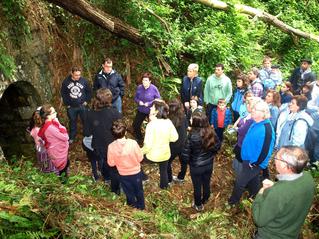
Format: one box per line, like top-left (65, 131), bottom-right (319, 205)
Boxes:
top-left (271, 65), bottom-right (280, 69)
top-left (301, 59), bottom-right (312, 64)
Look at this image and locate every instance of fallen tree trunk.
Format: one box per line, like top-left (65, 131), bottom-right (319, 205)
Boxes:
top-left (46, 0), bottom-right (143, 45)
top-left (194, 0), bottom-right (319, 43)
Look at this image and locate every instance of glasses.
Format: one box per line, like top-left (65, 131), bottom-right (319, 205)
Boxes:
top-left (273, 156), bottom-right (295, 167)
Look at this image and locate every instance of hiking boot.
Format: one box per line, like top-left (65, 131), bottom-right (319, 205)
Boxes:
top-left (192, 202), bottom-right (204, 212)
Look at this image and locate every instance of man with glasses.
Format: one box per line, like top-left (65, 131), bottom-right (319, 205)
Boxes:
top-left (228, 100), bottom-right (275, 205)
top-left (93, 58), bottom-right (125, 113)
top-left (252, 146), bottom-right (315, 239)
top-left (61, 66), bottom-right (92, 144)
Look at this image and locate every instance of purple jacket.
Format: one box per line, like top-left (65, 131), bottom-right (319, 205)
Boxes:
top-left (134, 84), bottom-right (160, 114)
top-left (237, 117), bottom-right (254, 147)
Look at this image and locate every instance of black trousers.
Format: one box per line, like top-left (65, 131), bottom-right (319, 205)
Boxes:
top-left (229, 161), bottom-right (261, 205)
top-left (190, 164), bottom-right (213, 206)
top-left (132, 111), bottom-right (149, 143)
top-left (167, 152), bottom-right (187, 182)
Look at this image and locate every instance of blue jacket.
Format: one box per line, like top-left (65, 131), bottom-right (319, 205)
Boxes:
top-left (231, 88), bottom-right (246, 113)
top-left (93, 69), bottom-right (125, 102)
top-left (210, 107), bottom-right (232, 128)
top-left (60, 75), bottom-right (92, 107)
top-left (241, 119), bottom-right (275, 169)
top-left (180, 76), bottom-right (203, 105)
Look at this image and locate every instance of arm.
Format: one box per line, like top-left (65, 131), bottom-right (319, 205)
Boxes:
top-left (169, 121), bottom-right (179, 143)
top-left (84, 79), bottom-right (92, 103)
top-left (181, 136), bottom-right (191, 163)
top-left (134, 86), bottom-right (141, 104)
top-left (252, 186), bottom-right (280, 227)
top-left (60, 79), bottom-right (70, 106)
top-left (141, 123), bottom-right (153, 155)
top-left (180, 77), bottom-right (186, 104)
top-left (117, 74), bottom-right (125, 97)
top-left (133, 141), bottom-right (143, 163)
top-left (225, 78), bottom-right (233, 103)
top-left (196, 78), bottom-right (203, 106)
top-left (93, 74), bottom-right (100, 92)
top-left (204, 78), bottom-right (210, 104)
top-left (107, 144), bottom-right (116, 167)
top-left (46, 125), bottom-right (69, 142)
top-left (291, 120), bottom-right (309, 147)
top-left (224, 109), bottom-right (233, 127)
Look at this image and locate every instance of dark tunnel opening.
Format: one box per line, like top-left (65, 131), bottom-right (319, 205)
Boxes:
top-left (0, 81), bottom-right (42, 161)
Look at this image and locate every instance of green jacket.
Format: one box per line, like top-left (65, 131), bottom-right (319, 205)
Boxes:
top-left (204, 74), bottom-right (232, 105)
top-left (252, 172), bottom-right (315, 239)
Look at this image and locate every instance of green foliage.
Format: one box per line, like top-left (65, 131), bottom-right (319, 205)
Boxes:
top-left (0, 33), bottom-right (16, 78)
top-left (0, 0), bottom-right (31, 45)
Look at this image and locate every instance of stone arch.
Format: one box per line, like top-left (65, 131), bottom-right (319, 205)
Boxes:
top-left (0, 81), bottom-right (42, 160)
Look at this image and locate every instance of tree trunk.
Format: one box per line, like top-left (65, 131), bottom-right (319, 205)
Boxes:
top-left (194, 0), bottom-right (319, 43)
top-left (46, 0), bottom-right (143, 45)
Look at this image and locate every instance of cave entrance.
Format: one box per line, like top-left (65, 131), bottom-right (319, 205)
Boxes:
top-left (0, 81), bottom-right (42, 161)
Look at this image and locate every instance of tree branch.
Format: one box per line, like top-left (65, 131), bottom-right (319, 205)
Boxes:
top-left (46, 0), bottom-right (144, 45)
top-left (194, 0), bottom-right (319, 43)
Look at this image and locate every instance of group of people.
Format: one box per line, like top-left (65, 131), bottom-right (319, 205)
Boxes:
top-left (27, 56), bottom-right (318, 238)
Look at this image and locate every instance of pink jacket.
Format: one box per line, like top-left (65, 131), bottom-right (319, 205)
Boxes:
top-left (43, 121), bottom-right (69, 171)
top-left (107, 138), bottom-right (142, 176)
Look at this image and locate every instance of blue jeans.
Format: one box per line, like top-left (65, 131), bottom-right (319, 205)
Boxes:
top-left (120, 172), bottom-right (145, 209)
top-left (67, 105), bottom-right (85, 140)
top-left (228, 161), bottom-right (261, 205)
top-left (112, 97), bottom-right (122, 113)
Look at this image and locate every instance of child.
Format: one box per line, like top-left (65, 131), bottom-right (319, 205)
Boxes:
top-left (301, 84), bottom-right (312, 101)
top-left (28, 108), bottom-right (58, 174)
top-left (210, 98), bottom-right (232, 142)
top-left (107, 119), bottom-right (145, 210)
top-left (181, 113), bottom-right (220, 211)
top-left (187, 96), bottom-right (203, 126)
top-left (280, 81), bottom-right (293, 105)
top-left (231, 75), bottom-right (247, 122)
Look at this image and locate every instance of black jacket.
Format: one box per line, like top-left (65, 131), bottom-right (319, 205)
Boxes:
top-left (289, 67), bottom-right (316, 93)
top-left (181, 129), bottom-right (220, 168)
top-left (93, 69), bottom-right (125, 102)
top-left (87, 107), bottom-right (122, 150)
top-left (170, 116), bottom-right (188, 156)
top-left (180, 76), bottom-right (203, 105)
top-left (60, 76), bottom-right (92, 107)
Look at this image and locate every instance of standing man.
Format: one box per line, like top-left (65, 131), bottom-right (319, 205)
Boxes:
top-left (228, 100), bottom-right (275, 205)
top-left (93, 58), bottom-right (125, 113)
top-left (61, 66), bottom-right (92, 144)
top-left (289, 58), bottom-right (316, 94)
top-left (204, 63), bottom-right (232, 119)
top-left (252, 146), bottom-right (315, 239)
top-left (180, 63), bottom-right (203, 111)
top-left (248, 67), bottom-right (264, 98)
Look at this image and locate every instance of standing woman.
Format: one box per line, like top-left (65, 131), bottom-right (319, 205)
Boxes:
top-left (87, 88), bottom-right (122, 192)
top-left (181, 63), bottom-right (203, 111)
top-left (182, 113), bottom-right (221, 211)
top-left (142, 100), bottom-right (178, 189)
top-left (231, 75), bottom-right (247, 122)
top-left (38, 104), bottom-right (69, 177)
top-left (265, 89), bottom-right (281, 128)
top-left (167, 99), bottom-right (188, 183)
top-left (133, 72), bottom-right (160, 145)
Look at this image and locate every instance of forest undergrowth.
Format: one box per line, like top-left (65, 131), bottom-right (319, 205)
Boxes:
top-left (1, 100), bottom-right (318, 239)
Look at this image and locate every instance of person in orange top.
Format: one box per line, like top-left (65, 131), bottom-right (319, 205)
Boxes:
top-left (107, 119), bottom-right (145, 210)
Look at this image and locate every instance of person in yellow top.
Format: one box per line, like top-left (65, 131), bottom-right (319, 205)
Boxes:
top-left (142, 99), bottom-right (178, 189)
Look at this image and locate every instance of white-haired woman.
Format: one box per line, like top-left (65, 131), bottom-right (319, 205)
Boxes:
top-left (180, 63), bottom-right (203, 112)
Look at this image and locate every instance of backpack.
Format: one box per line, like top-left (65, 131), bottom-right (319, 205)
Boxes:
top-left (288, 110), bottom-right (319, 163)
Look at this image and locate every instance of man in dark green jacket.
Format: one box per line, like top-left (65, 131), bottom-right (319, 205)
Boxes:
top-left (252, 146), bottom-right (315, 239)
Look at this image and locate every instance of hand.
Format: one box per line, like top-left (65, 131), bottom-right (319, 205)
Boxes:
top-left (259, 179), bottom-right (274, 194)
top-left (82, 102), bottom-right (88, 106)
top-left (184, 102), bottom-right (190, 108)
top-left (139, 101), bottom-right (144, 106)
top-left (144, 102), bottom-right (148, 107)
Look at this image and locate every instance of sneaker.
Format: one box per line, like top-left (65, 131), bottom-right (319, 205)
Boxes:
top-left (105, 180), bottom-right (111, 186)
top-left (92, 175), bottom-right (99, 182)
top-left (172, 176), bottom-right (184, 184)
top-left (192, 202), bottom-right (204, 212)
